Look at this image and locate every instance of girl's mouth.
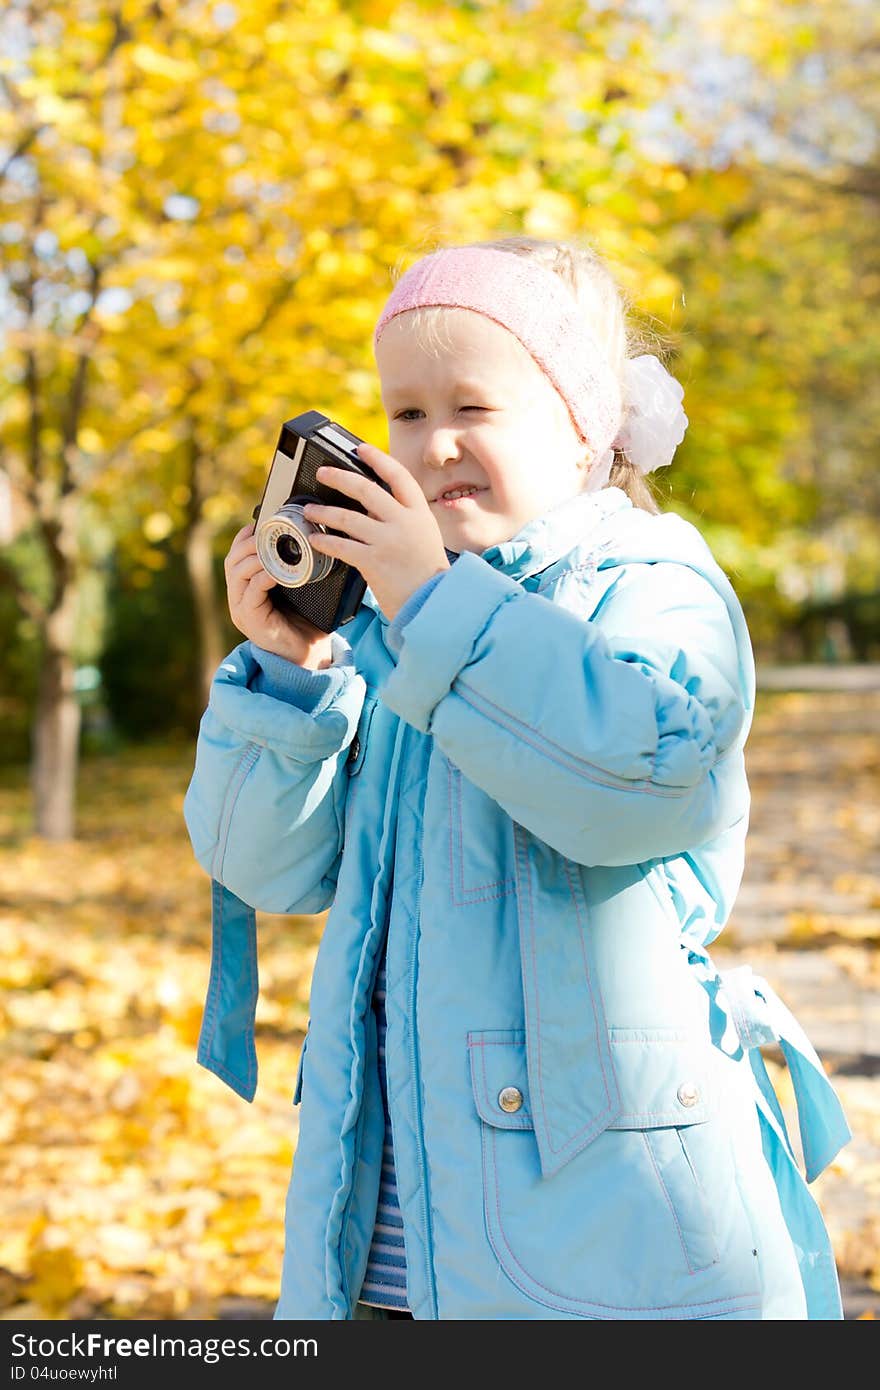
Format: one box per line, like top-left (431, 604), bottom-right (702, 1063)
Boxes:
top-left (434, 486), bottom-right (485, 508)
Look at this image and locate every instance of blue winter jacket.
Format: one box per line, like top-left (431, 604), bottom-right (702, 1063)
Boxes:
top-left (183, 486), bottom-right (851, 1320)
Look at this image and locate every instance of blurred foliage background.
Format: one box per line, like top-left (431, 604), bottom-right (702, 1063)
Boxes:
top-left (1, 0), bottom-right (878, 822)
top-left (1, 0), bottom-right (879, 1320)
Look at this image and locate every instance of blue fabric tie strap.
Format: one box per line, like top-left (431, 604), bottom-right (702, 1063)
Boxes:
top-left (718, 963), bottom-right (852, 1184)
top-left (197, 879), bottom-right (259, 1102)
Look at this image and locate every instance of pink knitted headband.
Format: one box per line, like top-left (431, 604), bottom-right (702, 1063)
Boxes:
top-left (373, 246), bottom-right (622, 459)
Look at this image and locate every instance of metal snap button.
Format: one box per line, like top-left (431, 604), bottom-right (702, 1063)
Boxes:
top-left (498, 1086), bottom-right (523, 1113)
top-left (677, 1081), bottom-right (700, 1108)
top-left (347, 734), bottom-right (361, 767)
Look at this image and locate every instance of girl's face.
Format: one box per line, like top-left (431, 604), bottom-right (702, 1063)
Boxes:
top-left (376, 309), bottom-right (591, 554)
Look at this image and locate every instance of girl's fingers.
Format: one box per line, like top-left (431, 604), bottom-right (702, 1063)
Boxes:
top-left (239, 569), bottom-right (278, 613)
top-left (226, 553), bottom-right (271, 606)
top-left (308, 530), bottom-right (365, 568)
top-left (227, 551), bottom-right (264, 583)
top-left (355, 442), bottom-right (425, 507)
top-left (241, 564), bottom-right (277, 593)
top-left (302, 502), bottom-right (374, 540)
top-left (314, 442), bottom-right (427, 514)
top-left (315, 461), bottom-right (398, 517)
top-left (225, 530), bottom-right (258, 572)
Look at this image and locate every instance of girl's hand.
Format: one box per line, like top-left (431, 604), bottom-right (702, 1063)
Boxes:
top-left (223, 523), bottom-right (334, 670)
top-left (302, 443), bottom-right (450, 622)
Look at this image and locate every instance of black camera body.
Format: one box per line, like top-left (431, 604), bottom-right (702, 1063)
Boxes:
top-left (252, 410), bottom-right (390, 633)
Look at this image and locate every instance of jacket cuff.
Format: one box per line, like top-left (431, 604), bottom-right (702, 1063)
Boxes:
top-left (209, 642), bottom-right (364, 761)
top-left (384, 571), bottom-right (449, 657)
top-left (379, 552), bottom-right (519, 732)
top-left (248, 639), bottom-right (353, 716)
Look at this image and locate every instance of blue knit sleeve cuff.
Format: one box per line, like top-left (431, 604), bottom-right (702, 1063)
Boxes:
top-left (385, 571), bottom-right (449, 657)
top-left (247, 637), bottom-right (354, 716)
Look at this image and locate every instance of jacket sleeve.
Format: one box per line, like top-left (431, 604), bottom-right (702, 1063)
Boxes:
top-left (182, 640), bottom-right (366, 913)
top-left (378, 550), bottom-right (752, 867)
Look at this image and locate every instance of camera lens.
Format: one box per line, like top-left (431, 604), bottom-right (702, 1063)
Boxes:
top-left (276, 535), bottom-right (302, 567)
top-left (254, 503), bottom-right (335, 587)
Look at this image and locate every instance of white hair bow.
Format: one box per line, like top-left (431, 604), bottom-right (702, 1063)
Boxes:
top-left (588, 354), bottom-right (688, 492)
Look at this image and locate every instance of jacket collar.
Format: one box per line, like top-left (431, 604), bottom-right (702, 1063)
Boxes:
top-left (477, 487), bottom-right (632, 584)
top-left (364, 488), bottom-right (632, 626)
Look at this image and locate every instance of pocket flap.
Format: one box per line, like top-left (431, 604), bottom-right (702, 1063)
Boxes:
top-left (606, 1028), bottom-right (713, 1129)
top-left (468, 1027), bottom-right (714, 1148)
top-left (467, 1029), bottom-right (534, 1130)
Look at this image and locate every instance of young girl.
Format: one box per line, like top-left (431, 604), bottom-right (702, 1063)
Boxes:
top-left (183, 236), bottom-right (851, 1320)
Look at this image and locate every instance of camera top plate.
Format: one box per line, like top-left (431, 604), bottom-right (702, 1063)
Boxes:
top-left (252, 411), bottom-right (384, 528)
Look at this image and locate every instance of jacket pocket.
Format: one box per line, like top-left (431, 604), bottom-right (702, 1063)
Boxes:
top-left (467, 1028), bottom-right (762, 1320)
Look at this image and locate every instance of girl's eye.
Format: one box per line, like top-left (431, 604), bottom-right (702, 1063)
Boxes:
top-left (394, 407), bottom-right (487, 420)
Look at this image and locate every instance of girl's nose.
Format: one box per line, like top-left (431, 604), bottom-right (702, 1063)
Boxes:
top-left (423, 426), bottom-right (462, 471)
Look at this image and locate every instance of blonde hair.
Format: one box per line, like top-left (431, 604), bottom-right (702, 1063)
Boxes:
top-left (393, 234), bottom-right (675, 514)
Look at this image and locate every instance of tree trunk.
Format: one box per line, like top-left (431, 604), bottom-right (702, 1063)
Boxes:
top-left (30, 588), bottom-right (81, 840)
top-left (184, 436), bottom-right (225, 712)
top-left (185, 513), bottom-right (224, 712)
top-left (17, 242), bottom-right (99, 841)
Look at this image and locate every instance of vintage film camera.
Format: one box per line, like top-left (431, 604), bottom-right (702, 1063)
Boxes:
top-left (251, 410), bottom-right (390, 632)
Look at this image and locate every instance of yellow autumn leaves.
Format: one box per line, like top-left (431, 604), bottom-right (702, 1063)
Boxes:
top-left (0, 744), bottom-right (320, 1319)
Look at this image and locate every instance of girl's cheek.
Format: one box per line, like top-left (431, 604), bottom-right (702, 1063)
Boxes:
top-left (387, 435), bottom-right (416, 470)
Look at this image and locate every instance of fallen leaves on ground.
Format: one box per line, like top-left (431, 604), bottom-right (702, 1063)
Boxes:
top-left (1, 688), bottom-right (878, 1318)
top-left (0, 741), bottom-right (322, 1320)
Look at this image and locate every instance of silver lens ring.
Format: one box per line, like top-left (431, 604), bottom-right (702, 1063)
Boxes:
top-left (255, 504), bottom-right (336, 587)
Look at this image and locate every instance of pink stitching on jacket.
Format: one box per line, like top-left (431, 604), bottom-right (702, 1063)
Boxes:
top-left (563, 857), bottom-right (614, 1112)
top-left (448, 762), bottom-right (516, 904)
top-left (518, 826), bottom-right (614, 1158)
top-left (456, 679), bottom-right (704, 799)
top-left (472, 1037), bottom-right (532, 1129)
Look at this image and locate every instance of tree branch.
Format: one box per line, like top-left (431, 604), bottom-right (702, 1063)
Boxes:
top-left (0, 554), bottom-right (46, 624)
top-left (0, 459), bottom-right (38, 515)
top-left (0, 125), bottom-right (45, 184)
top-left (60, 260), bottom-right (103, 496)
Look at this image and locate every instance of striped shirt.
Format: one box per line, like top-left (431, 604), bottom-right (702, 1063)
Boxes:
top-left (359, 949), bottom-right (410, 1311)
